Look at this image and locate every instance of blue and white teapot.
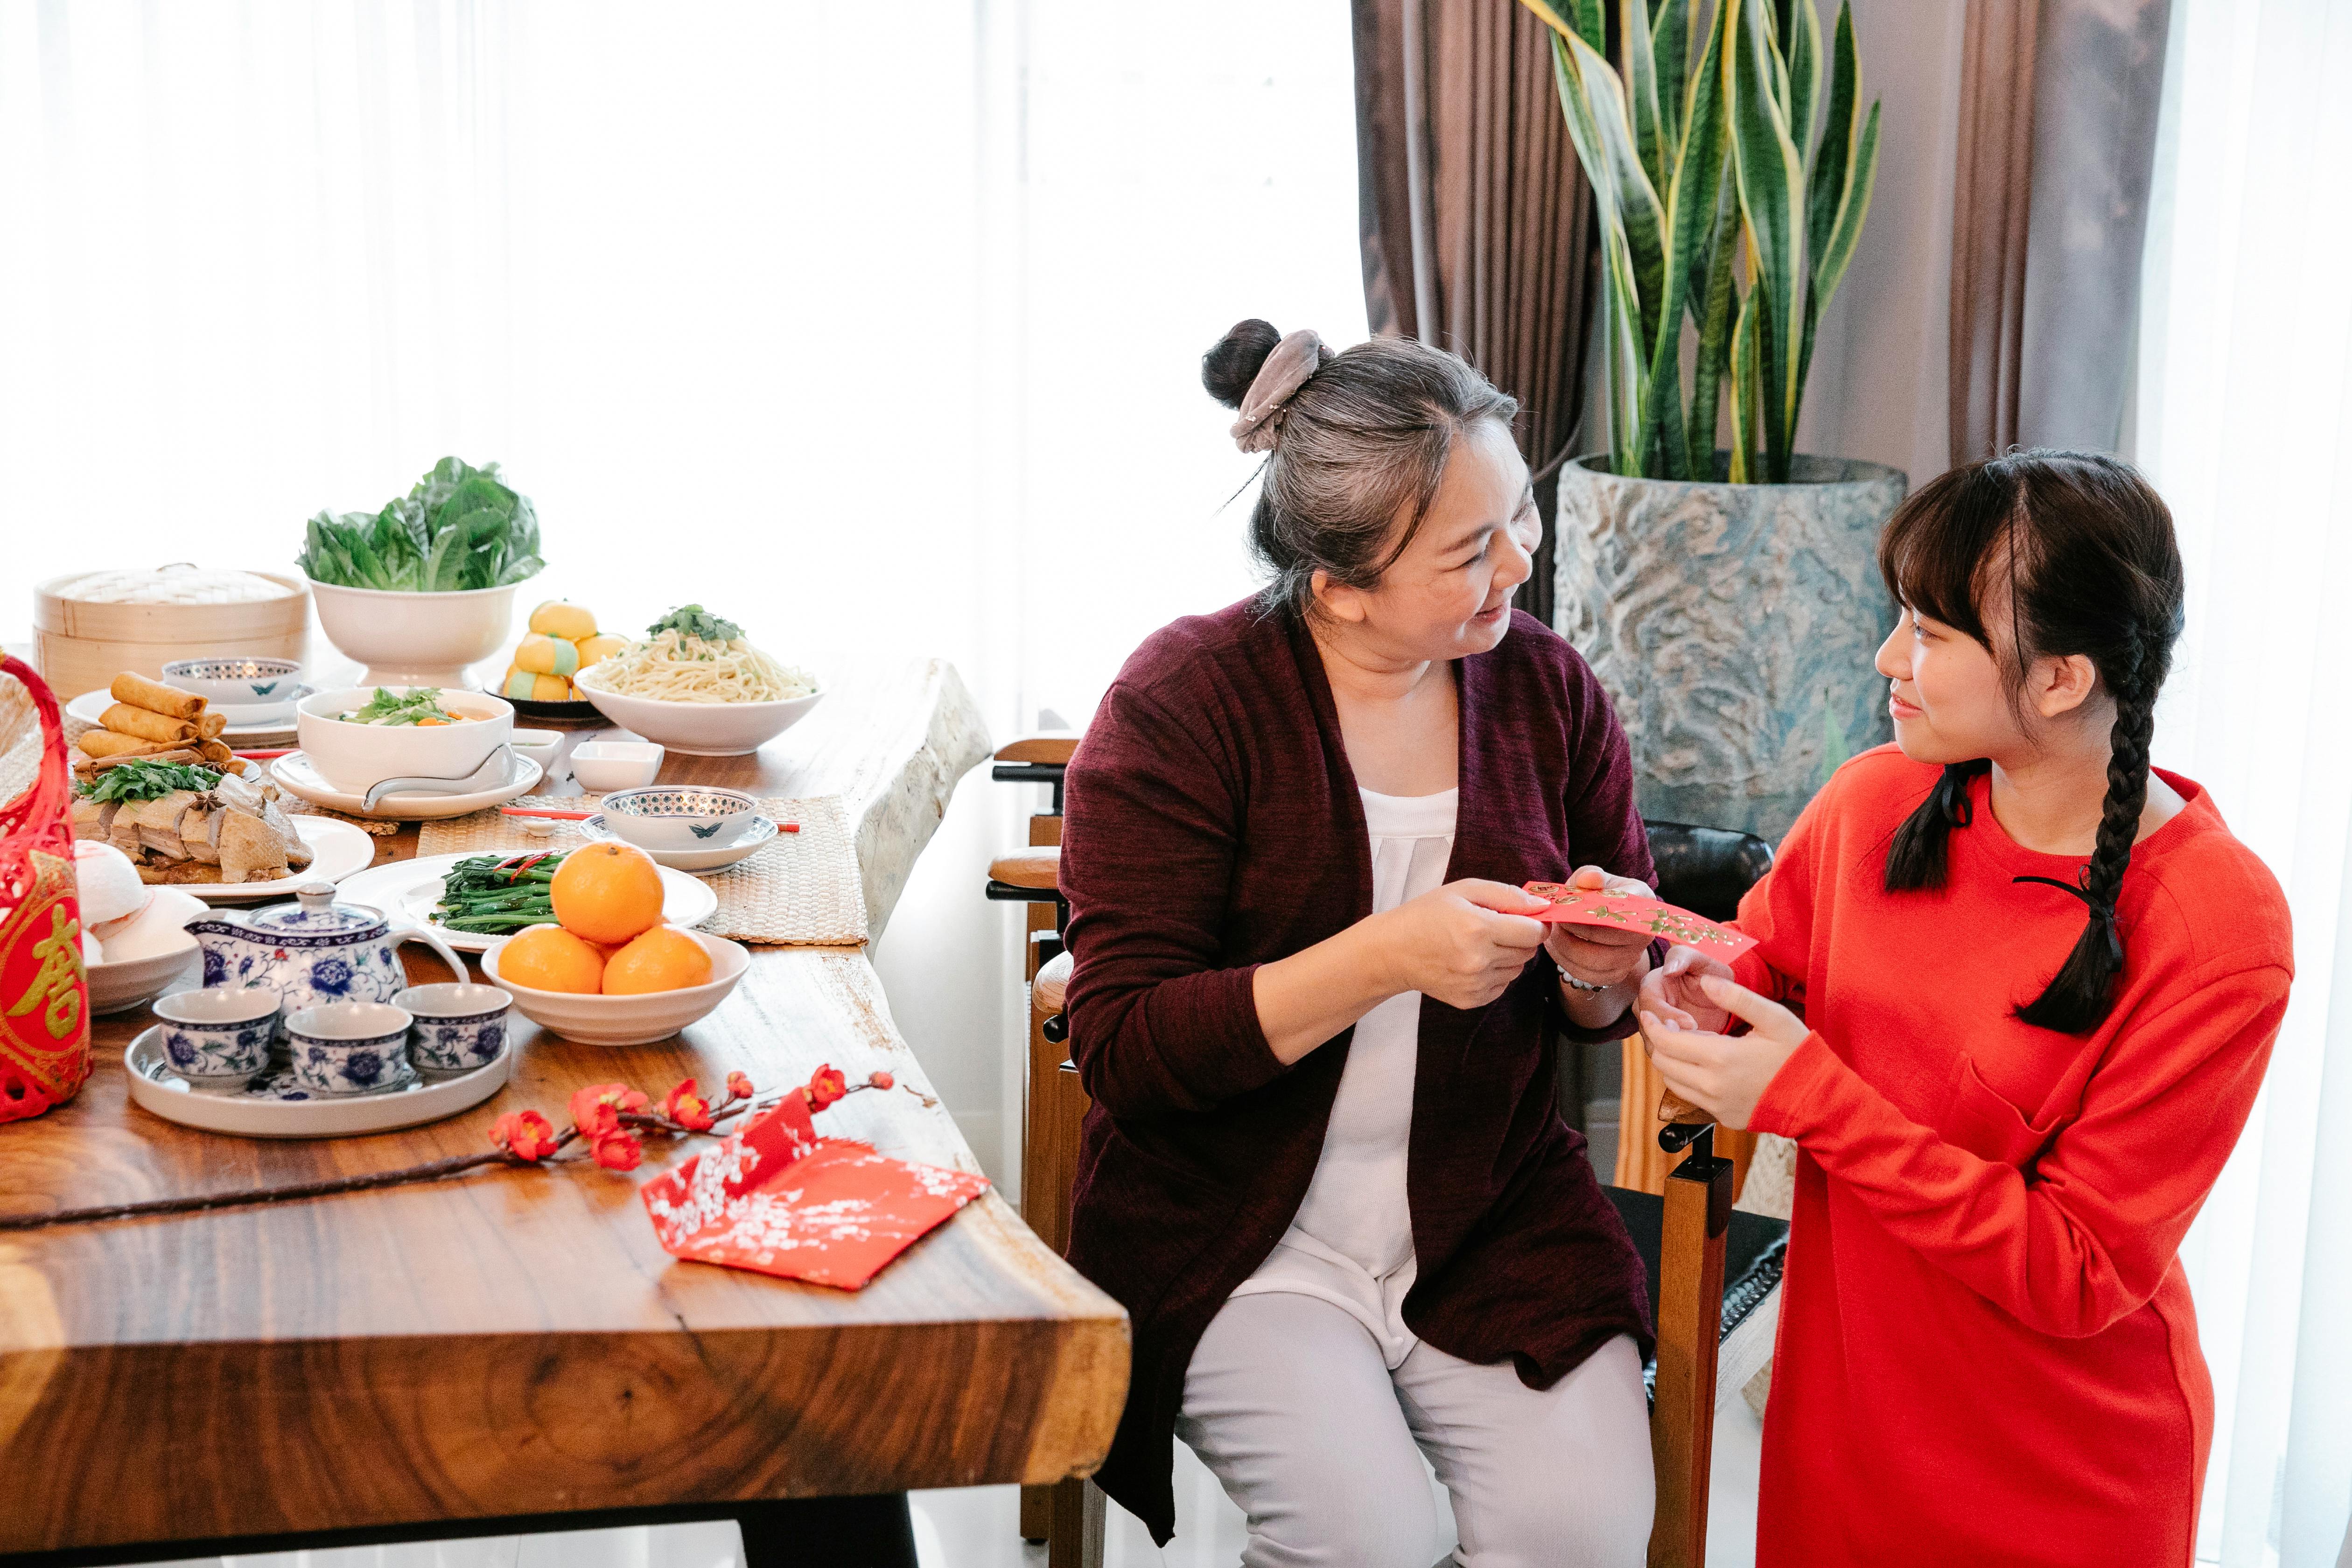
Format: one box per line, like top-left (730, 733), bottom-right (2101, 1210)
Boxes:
top-left (187, 882), bottom-right (467, 1029)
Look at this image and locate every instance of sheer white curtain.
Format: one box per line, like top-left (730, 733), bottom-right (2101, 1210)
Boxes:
top-left (2135, 0), bottom-right (2352, 1562)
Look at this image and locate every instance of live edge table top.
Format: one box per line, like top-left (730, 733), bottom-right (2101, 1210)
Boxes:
top-left (0, 658), bottom-right (1129, 1558)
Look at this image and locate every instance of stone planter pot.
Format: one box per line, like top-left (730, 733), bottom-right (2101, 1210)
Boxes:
top-left (1554, 454), bottom-right (1908, 843)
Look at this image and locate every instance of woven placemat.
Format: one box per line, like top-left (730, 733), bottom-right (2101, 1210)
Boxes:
top-left (415, 794), bottom-right (867, 947)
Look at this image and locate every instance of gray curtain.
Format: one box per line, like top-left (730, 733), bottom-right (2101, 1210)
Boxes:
top-left (1950, 0), bottom-right (2173, 463)
top-left (1352, 0), bottom-right (1596, 623)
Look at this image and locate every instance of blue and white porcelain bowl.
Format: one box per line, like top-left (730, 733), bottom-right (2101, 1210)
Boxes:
top-left (284, 1001), bottom-right (413, 1095)
top-left (151, 986), bottom-right (282, 1082)
top-left (161, 657), bottom-right (306, 707)
top-left (597, 787), bottom-right (759, 852)
top-left (394, 982), bottom-right (513, 1076)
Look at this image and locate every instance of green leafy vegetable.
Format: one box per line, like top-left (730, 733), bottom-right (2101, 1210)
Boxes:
top-left (343, 687), bottom-right (464, 726)
top-left (297, 457), bottom-right (546, 593)
top-left (434, 852), bottom-right (565, 934)
top-left (647, 605), bottom-right (743, 644)
top-left (75, 761), bottom-right (224, 803)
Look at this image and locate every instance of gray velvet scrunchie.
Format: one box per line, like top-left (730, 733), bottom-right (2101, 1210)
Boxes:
top-left (1229, 329), bottom-right (1336, 453)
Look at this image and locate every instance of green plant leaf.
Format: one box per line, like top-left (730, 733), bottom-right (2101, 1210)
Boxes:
top-left (1728, 283), bottom-right (1759, 483)
top-left (1622, 0), bottom-right (1669, 196)
top-left (1687, 181), bottom-right (1742, 476)
top-left (1806, 0), bottom-right (1858, 278)
top-left (1517, 0), bottom-right (1604, 54)
top-left (1638, 0), bottom-right (1727, 481)
top-left (1652, 0), bottom-right (1691, 150)
top-left (1785, 0), bottom-right (1823, 161)
top-left (1724, 0), bottom-right (1808, 479)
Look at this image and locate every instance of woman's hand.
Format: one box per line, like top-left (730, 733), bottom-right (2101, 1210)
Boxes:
top-left (1542, 864), bottom-right (1653, 988)
top-left (1378, 879), bottom-right (1550, 1010)
top-left (1637, 944), bottom-right (1738, 1034)
top-left (1638, 973), bottom-right (1810, 1130)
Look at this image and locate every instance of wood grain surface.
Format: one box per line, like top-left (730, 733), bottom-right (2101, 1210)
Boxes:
top-left (0, 658), bottom-right (1129, 1556)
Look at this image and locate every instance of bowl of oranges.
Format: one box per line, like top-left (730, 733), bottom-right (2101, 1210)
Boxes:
top-left (480, 840), bottom-right (749, 1046)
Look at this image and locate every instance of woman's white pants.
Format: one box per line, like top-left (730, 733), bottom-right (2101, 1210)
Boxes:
top-left (1175, 1291), bottom-right (1654, 1568)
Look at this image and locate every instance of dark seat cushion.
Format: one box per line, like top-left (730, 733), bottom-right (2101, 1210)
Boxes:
top-left (1603, 1184), bottom-right (1789, 1351)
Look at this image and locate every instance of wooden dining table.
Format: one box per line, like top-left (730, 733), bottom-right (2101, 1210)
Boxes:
top-left (0, 658), bottom-right (1129, 1566)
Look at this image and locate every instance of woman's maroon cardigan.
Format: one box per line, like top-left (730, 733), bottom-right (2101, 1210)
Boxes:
top-left (1058, 598), bottom-right (1656, 1542)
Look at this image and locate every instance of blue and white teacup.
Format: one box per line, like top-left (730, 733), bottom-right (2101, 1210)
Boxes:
top-left (284, 1001), bottom-right (413, 1095)
top-left (394, 982), bottom-right (513, 1077)
top-left (152, 986), bottom-right (281, 1083)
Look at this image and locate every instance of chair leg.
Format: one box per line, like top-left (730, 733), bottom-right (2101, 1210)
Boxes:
top-left (1648, 1134), bottom-right (1734, 1568)
top-left (1045, 1477), bottom-right (1106, 1568)
top-left (1020, 1482), bottom-right (1054, 1542)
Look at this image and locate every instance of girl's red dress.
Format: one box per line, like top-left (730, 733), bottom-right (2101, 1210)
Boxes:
top-left (1737, 748), bottom-right (2290, 1568)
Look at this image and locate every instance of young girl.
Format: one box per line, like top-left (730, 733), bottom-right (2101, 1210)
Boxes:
top-left (1637, 451), bottom-right (2291, 1566)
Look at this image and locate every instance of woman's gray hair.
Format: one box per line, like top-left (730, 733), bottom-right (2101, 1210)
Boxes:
top-left (1203, 319), bottom-right (1519, 617)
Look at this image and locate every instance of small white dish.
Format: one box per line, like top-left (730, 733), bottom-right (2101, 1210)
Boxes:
top-left (180, 815), bottom-right (377, 903)
top-left (571, 672), bottom-right (822, 758)
top-left (268, 749), bottom-right (543, 821)
top-left (123, 1023), bottom-right (512, 1138)
top-left (335, 851), bottom-right (718, 953)
top-left (85, 939), bottom-right (199, 1015)
top-left (510, 728), bottom-right (563, 773)
top-left (581, 812), bottom-right (779, 875)
top-left (297, 685), bottom-right (515, 795)
top-left (597, 786), bottom-right (757, 852)
top-left (570, 740), bottom-right (664, 792)
top-left (162, 657), bottom-right (305, 707)
top-left (483, 927), bottom-right (749, 1047)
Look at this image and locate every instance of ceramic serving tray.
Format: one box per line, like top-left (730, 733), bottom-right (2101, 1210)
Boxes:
top-left (122, 1024), bottom-right (513, 1138)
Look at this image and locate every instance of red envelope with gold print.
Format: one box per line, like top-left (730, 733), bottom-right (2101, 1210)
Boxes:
top-left (639, 1094), bottom-right (992, 1289)
top-left (1521, 882), bottom-right (1758, 960)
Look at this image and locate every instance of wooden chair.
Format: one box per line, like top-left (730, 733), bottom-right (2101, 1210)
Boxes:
top-left (1006, 814), bottom-right (1786, 1568)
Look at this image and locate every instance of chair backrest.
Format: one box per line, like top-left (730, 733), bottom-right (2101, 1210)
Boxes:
top-left (1643, 819), bottom-right (1774, 922)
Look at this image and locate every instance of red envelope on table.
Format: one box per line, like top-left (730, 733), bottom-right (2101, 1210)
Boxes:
top-left (1521, 882), bottom-right (1758, 961)
top-left (639, 1093), bottom-right (992, 1290)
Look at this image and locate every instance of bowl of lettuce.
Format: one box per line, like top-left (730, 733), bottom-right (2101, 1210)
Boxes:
top-left (298, 457), bottom-right (545, 686)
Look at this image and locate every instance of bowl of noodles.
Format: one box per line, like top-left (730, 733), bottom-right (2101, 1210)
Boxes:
top-left (571, 606), bottom-right (821, 756)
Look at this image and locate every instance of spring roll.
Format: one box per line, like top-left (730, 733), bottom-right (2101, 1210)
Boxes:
top-left (77, 729), bottom-right (175, 759)
top-left (76, 745), bottom-right (204, 771)
top-left (197, 738), bottom-right (234, 767)
top-left (109, 672), bottom-right (207, 722)
top-left (195, 711), bottom-right (226, 740)
top-left (98, 704), bottom-right (197, 744)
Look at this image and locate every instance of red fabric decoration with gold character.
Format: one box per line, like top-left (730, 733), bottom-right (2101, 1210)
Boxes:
top-left (0, 656), bottom-right (91, 1123)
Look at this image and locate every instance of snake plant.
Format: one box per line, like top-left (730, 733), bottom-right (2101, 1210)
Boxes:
top-left (1518, 0), bottom-right (1880, 483)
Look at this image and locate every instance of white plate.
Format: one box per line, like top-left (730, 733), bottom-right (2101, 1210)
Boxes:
top-left (181, 815), bottom-right (377, 903)
top-left (268, 749), bottom-right (543, 820)
top-left (580, 813), bottom-right (780, 875)
top-left (333, 851), bottom-right (720, 953)
top-left (123, 1024), bottom-right (513, 1138)
top-left (67, 685), bottom-right (309, 742)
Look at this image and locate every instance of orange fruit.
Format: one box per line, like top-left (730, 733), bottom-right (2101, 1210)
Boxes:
top-left (602, 925), bottom-right (714, 995)
top-left (550, 842), bottom-right (665, 945)
top-left (497, 925), bottom-right (605, 994)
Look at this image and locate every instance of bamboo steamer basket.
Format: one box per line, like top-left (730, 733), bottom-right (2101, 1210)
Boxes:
top-left (33, 566), bottom-right (311, 701)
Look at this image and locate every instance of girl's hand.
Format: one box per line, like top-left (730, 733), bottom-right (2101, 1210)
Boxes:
top-left (1379, 879), bottom-right (1550, 1010)
top-left (1542, 864), bottom-right (1653, 988)
top-left (1638, 973), bottom-right (1810, 1130)
top-left (1637, 944), bottom-right (1737, 1033)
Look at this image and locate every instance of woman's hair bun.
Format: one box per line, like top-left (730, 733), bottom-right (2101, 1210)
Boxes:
top-left (1202, 318), bottom-right (1283, 410)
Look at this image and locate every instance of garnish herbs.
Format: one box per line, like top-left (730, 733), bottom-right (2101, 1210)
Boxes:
top-left (647, 605), bottom-right (744, 644)
top-left (74, 760), bottom-right (224, 802)
top-left (345, 687), bottom-right (461, 726)
top-left (297, 457), bottom-right (546, 593)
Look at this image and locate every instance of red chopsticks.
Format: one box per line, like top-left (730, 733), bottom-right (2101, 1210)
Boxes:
top-left (499, 806), bottom-right (595, 820)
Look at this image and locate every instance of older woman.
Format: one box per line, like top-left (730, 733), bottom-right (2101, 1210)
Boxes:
top-left (1057, 321), bottom-right (1657, 1567)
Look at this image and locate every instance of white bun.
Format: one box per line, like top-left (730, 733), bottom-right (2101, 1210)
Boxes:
top-left (74, 841), bottom-right (148, 928)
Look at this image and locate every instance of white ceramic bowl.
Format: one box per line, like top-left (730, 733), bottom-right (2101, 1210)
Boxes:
top-left (482, 926), bottom-right (748, 1047)
top-left (161, 657), bottom-right (305, 707)
top-left (572, 667), bottom-right (823, 757)
top-left (571, 740), bottom-right (664, 792)
top-left (307, 577), bottom-right (523, 688)
top-left (86, 940), bottom-right (199, 1015)
top-left (510, 728), bottom-right (563, 772)
top-left (598, 787), bottom-right (758, 852)
top-left (297, 685), bottom-right (514, 794)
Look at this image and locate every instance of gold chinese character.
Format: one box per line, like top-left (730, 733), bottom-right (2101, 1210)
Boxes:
top-left (5, 903), bottom-right (84, 1040)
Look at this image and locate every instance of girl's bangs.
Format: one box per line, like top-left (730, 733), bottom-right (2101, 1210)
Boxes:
top-left (1875, 463), bottom-right (2021, 641)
